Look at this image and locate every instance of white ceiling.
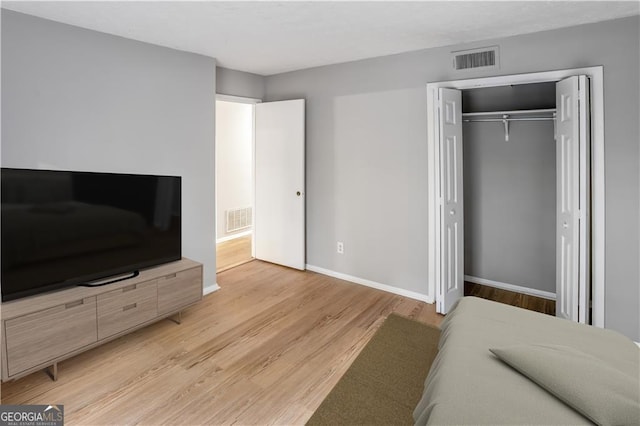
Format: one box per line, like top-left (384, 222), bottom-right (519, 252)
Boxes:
top-left (3, 1), bottom-right (639, 76)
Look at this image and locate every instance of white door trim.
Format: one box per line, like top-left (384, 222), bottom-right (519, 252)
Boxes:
top-left (426, 66), bottom-right (604, 328)
top-left (216, 94), bottom-right (263, 104)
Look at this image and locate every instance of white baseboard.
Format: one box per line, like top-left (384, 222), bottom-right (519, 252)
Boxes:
top-left (306, 264), bottom-right (433, 304)
top-left (203, 283), bottom-right (221, 296)
top-left (464, 275), bottom-right (556, 301)
top-left (216, 230), bottom-right (252, 244)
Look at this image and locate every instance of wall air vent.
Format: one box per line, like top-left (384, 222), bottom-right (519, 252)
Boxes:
top-left (452, 46), bottom-right (499, 71)
top-left (226, 206), bottom-right (252, 233)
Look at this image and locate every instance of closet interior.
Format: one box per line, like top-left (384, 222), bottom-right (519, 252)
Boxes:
top-left (461, 82), bottom-right (557, 297)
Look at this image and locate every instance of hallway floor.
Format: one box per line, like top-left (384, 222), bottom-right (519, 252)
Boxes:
top-left (216, 234), bottom-right (253, 272)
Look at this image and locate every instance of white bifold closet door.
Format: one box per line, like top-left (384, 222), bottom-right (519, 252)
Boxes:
top-left (437, 88), bottom-right (464, 314)
top-left (556, 76), bottom-right (590, 323)
top-left (435, 78), bottom-right (591, 321)
top-left (254, 99), bottom-right (306, 270)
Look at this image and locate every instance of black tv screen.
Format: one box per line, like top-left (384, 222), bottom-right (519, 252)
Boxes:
top-left (1, 168), bottom-right (182, 302)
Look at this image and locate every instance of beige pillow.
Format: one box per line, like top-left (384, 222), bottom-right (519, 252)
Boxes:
top-left (490, 344), bottom-right (640, 426)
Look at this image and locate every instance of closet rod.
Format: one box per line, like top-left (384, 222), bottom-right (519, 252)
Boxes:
top-left (463, 117), bottom-right (555, 123)
top-left (462, 110), bottom-right (556, 142)
top-left (462, 108), bottom-right (556, 117)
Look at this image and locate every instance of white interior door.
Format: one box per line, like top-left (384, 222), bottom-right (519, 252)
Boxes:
top-left (556, 76), bottom-right (590, 322)
top-left (437, 88), bottom-right (464, 314)
top-left (254, 99), bottom-right (306, 270)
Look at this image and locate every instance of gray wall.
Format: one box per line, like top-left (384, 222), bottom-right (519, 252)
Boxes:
top-left (1, 10), bottom-right (218, 290)
top-left (217, 67), bottom-right (265, 100)
top-left (463, 84), bottom-right (556, 294)
top-left (464, 121), bottom-right (556, 293)
top-left (265, 16), bottom-right (640, 340)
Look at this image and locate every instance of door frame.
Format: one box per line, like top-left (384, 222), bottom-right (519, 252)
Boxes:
top-left (215, 94), bottom-right (262, 260)
top-left (426, 66), bottom-right (605, 327)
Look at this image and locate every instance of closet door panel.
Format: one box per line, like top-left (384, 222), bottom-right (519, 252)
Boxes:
top-left (438, 88), bottom-right (464, 314)
top-left (556, 76), bottom-right (590, 323)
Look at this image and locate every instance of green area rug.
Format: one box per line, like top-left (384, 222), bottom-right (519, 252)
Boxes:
top-left (307, 314), bottom-right (441, 426)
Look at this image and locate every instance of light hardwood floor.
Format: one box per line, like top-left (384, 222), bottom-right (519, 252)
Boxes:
top-left (1, 260), bottom-right (442, 425)
top-left (216, 234), bottom-right (253, 272)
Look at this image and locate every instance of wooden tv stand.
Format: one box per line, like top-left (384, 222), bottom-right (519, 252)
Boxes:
top-left (1, 258), bottom-right (203, 382)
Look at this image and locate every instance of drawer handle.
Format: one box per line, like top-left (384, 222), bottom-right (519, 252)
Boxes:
top-left (165, 273), bottom-right (177, 279)
top-left (65, 300), bottom-right (84, 309)
top-left (123, 303), bottom-right (137, 312)
top-left (122, 284), bottom-right (137, 292)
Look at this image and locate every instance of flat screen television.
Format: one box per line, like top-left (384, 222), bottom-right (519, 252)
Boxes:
top-left (1, 168), bottom-right (182, 302)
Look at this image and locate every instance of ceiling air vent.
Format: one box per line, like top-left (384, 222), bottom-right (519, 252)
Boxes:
top-left (452, 46), bottom-right (499, 71)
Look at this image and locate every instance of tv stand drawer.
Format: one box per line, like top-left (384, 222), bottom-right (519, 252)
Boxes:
top-left (97, 280), bottom-right (158, 340)
top-left (157, 266), bottom-right (202, 315)
top-left (5, 297), bottom-right (98, 377)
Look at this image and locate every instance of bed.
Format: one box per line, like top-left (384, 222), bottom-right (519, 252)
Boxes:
top-left (413, 297), bottom-right (640, 425)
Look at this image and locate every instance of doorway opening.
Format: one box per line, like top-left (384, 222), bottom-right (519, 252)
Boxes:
top-left (215, 95), bottom-right (259, 273)
top-left (426, 67), bottom-right (604, 327)
top-left (215, 95), bottom-right (307, 274)
top-left (461, 82), bottom-right (558, 316)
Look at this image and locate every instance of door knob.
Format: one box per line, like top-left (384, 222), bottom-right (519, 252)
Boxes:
top-left (296, 191), bottom-right (301, 196)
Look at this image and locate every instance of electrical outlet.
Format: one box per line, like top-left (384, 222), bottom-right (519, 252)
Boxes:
top-left (337, 241), bottom-right (344, 254)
